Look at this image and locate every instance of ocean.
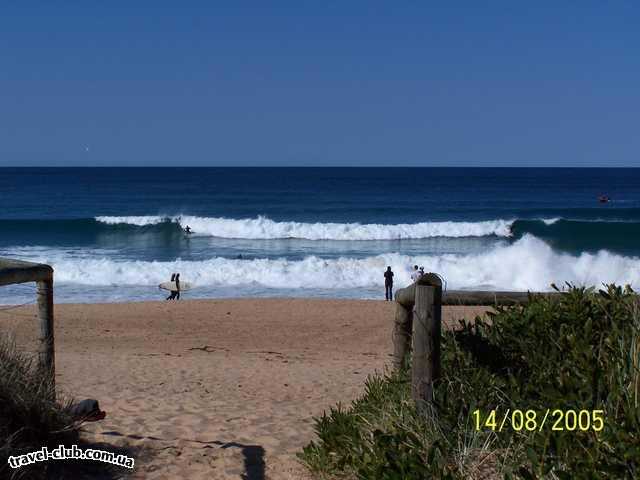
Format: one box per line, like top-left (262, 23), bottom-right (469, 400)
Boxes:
top-left (1, 167), bottom-right (639, 304)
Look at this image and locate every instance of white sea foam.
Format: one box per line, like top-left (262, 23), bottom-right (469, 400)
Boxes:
top-left (8, 236), bottom-right (640, 292)
top-left (95, 216), bottom-right (168, 226)
top-left (95, 215), bottom-right (514, 240)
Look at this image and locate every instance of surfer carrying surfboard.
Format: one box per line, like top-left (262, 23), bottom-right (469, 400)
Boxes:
top-left (160, 274), bottom-right (191, 299)
top-left (166, 273), bottom-right (181, 300)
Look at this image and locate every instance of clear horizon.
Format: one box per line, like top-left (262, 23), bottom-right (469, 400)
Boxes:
top-left (1, 163), bottom-right (640, 169)
top-left (1, 2), bottom-right (638, 167)
top-left (1, 166), bottom-right (640, 169)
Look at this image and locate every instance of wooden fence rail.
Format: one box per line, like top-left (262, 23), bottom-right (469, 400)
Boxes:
top-left (0, 258), bottom-right (55, 388)
top-left (393, 274), bottom-right (560, 407)
top-left (442, 290), bottom-right (559, 306)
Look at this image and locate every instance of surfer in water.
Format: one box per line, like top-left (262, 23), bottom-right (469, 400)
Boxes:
top-left (184, 225), bottom-right (193, 235)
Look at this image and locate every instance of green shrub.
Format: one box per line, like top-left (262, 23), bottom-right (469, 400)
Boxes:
top-left (300, 285), bottom-right (640, 479)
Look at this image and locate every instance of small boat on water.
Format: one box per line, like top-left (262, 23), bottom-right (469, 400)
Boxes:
top-left (598, 195), bottom-right (610, 203)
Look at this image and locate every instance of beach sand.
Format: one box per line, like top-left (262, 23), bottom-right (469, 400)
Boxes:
top-left (2, 299), bottom-right (488, 479)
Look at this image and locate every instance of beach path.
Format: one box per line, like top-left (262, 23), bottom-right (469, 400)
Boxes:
top-left (2, 299), bottom-right (487, 479)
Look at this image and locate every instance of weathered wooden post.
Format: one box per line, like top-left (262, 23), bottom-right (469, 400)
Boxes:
top-left (37, 278), bottom-right (55, 383)
top-left (392, 286), bottom-right (414, 370)
top-left (393, 273), bottom-right (442, 409)
top-left (412, 277), bottom-right (442, 408)
top-left (395, 285), bottom-right (556, 405)
top-left (0, 259), bottom-right (55, 390)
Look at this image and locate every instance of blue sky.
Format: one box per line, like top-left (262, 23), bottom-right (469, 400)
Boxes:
top-left (1, 1), bottom-right (638, 166)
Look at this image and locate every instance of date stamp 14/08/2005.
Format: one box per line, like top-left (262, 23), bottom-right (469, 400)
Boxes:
top-left (473, 409), bottom-right (604, 432)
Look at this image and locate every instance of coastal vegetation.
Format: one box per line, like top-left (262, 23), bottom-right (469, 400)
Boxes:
top-left (0, 333), bottom-right (78, 479)
top-left (300, 285), bottom-right (640, 479)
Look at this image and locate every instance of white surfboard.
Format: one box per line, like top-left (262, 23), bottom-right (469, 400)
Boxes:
top-left (158, 281), bottom-right (193, 292)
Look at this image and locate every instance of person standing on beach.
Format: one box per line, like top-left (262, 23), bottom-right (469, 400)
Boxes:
top-left (384, 266), bottom-right (394, 301)
top-left (175, 273), bottom-right (181, 300)
top-left (410, 265), bottom-right (420, 283)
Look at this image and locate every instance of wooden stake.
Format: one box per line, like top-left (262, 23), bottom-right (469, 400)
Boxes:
top-left (37, 279), bottom-right (55, 388)
top-left (392, 302), bottom-right (412, 370)
top-left (412, 283), bottom-right (442, 408)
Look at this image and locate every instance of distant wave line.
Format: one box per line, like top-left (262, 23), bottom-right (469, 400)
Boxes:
top-left (3, 215), bottom-right (640, 245)
top-left (95, 215), bottom-right (515, 240)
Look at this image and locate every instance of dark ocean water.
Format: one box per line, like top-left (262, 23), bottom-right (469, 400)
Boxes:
top-left (1, 167), bottom-right (639, 303)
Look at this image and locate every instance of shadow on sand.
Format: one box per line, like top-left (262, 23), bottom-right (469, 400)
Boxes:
top-left (100, 430), bottom-right (266, 480)
top-left (221, 442), bottom-right (266, 480)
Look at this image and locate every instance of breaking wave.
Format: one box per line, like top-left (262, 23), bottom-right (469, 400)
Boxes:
top-left (9, 236), bottom-right (640, 292)
top-left (95, 215), bottom-right (514, 240)
top-left (3, 216), bottom-right (639, 254)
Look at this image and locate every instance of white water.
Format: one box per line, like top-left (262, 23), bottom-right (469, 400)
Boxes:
top-left (4, 236), bottom-right (640, 300)
top-left (96, 215), bottom-right (515, 240)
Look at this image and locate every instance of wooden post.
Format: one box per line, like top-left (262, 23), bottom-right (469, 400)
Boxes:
top-left (392, 303), bottom-right (412, 370)
top-left (392, 282), bottom-right (416, 369)
top-left (37, 279), bottom-right (55, 388)
top-left (411, 280), bottom-right (442, 408)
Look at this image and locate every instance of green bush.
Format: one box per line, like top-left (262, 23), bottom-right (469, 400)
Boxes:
top-left (300, 285), bottom-right (640, 479)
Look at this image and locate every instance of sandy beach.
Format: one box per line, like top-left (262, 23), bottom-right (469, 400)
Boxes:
top-left (2, 299), bottom-right (488, 479)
